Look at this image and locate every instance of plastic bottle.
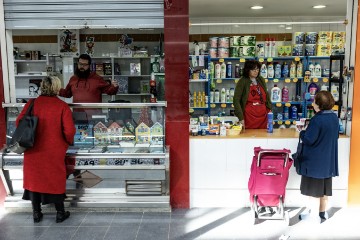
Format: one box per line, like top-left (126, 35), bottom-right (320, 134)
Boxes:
top-left (308, 82), bottom-right (319, 102)
top-left (220, 121), bottom-right (227, 136)
top-left (291, 105), bottom-right (298, 119)
top-left (234, 64), bottom-right (240, 78)
top-left (220, 88), bottom-right (226, 103)
top-left (308, 62), bottom-right (315, 77)
top-left (229, 88), bottom-right (235, 102)
top-left (283, 106), bottom-right (289, 120)
top-left (214, 89), bottom-right (220, 103)
top-left (202, 92), bottom-right (206, 107)
top-left (209, 62), bottom-right (215, 80)
top-left (194, 43), bottom-right (200, 56)
top-left (271, 84), bottom-right (282, 102)
top-left (215, 63), bottom-right (221, 78)
top-left (265, 38), bottom-right (270, 57)
top-left (290, 61), bottom-right (296, 78)
top-left (267, 63), bottom-right (274, 78)
top-left (210, 91), bottom-right (215, 103)
top-left (314, 62), bottom-right (322, 78)
top-left (239, 66), bottom-right (244, 77)
top-left (260, 63), bottom-right (268, 78)
top-left (275, 63), bottom-right (282, 78)
top-left (331, 85), bottom-right (339, 101)
top-left (193, 92), bottom-right (197, 107)
top-left (226, 62), bottom-right (232, 78)
top-left (321, 84), bottom-right (328, 91)
top-left (267, 111), bottom-right (274, 133)
top-left (282, 62), bottom-right (289, 78)
top-left (220, 62), bottom-right (226, 78)
top-left (296, 61), bottom-right (303, 78)
top-left (271, 38), bottom-right (276, 57)
top-left (282, 86), bottom-right (289, 102)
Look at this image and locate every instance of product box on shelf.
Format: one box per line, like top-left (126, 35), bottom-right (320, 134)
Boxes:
top-left (116, 77), bottom-right (128, 93)
top-left (239, 46), bottom-right (256, 57)
top-left (118, 47), bottom-right (132, 57)
top-left (240, 36), bottom-right (256, 46)
top-left (229, 36), bottom-right (241, 47)
top-left (318, 31), bottom-right (333, 44)
top-left (292, 44), bottom-right (304, 56)
top-left (278, 46), bottom-right (292, 57)
top-left (130, 63), bottom-right (141, 75)
top-left (332, 43), bottom-right (345, 55)
top-left (333, 32), bottom-right (346, 44)
top-left (317, 44), bottom-right (332, 56)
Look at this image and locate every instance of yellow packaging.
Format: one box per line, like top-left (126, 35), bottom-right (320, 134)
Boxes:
top-left (318, 31), bottom-right (333, 44)
top-left (317, 44), bottom-right (332, 56)
top-left (332, 31), bottom-right (346, 44)
top-left (278, 45), bottom-right (292, 57)
top-left (284, 46), bottom-right (292, 56)
top-left (331, 43), bottom-right (345, 55)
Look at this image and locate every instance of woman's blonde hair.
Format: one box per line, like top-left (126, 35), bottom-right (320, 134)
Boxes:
top-left (40, 76), bottom-right (61, 96)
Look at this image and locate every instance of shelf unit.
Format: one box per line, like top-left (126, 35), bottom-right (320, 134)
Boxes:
top-left (329, 55), bottom-right (345, 117)
top-left (191, 55), bottom-right (340, 125)
top-left (189, 55), bottom-right (211, 115)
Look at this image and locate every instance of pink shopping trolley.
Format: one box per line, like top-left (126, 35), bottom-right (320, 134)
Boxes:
top-left (248, 147), bottom-right (293, 224)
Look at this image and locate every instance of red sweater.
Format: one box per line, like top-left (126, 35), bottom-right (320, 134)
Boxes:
top-left (17, 96), bottom-right (76, 194)
top-left (59, 72), bottom-right (118, 103)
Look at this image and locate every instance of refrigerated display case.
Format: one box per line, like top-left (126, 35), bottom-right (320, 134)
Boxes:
top-left (0, 102), bottom-right (170, 209)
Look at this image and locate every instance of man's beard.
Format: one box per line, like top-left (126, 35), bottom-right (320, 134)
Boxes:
top-left (76, 68), bottom-right (91, 79)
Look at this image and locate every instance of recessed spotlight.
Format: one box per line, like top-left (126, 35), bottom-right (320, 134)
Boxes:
top-left (251, 6), bottom-right (263, 10)
top-left (313, 5), bottom-right (326, 9)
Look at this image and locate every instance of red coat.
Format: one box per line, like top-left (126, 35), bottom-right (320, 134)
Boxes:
top-left (16, 96), bottom-right (76, 194)
top-left (58, 72), bottom-right (119, 103)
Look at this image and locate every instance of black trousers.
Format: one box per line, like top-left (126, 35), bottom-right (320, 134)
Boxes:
top-left (31, 192), bottom-right (65, 212)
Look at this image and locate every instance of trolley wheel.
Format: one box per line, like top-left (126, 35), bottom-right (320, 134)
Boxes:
top-left (284, 211), bottom-right (290, 226)
top-left (278, 196), bottom-right (284, 216)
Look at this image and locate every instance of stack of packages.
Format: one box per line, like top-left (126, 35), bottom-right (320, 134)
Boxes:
top-left (317, 31), bottom-right (346, 56)
top-left (229, 36), bottom-right (256, 57)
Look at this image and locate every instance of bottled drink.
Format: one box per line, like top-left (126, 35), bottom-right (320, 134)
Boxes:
top-left (267, 111), bottom-right (274, 133)
top-left (226, 62), bottom-right (232, 78)
top-left (220, 62), bottom-right (226, 78)
top-left (235, 64), bottom-right (240, 78)
top-left (282, 86), bottom-right (289, 102)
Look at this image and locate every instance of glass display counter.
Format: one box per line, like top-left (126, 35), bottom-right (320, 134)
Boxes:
top-left (1, 102), bottom-right (170, 209)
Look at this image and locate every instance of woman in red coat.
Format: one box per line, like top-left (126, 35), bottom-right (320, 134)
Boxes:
top-left (16, 76), bottom-right (76, 223)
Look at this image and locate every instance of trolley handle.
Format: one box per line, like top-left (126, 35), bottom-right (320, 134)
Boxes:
top-left (257, 150), bottom-right (290, 167)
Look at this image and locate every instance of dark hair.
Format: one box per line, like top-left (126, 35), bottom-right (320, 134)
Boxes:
top-left (79, 54), bottom-right (92, 65)
top-left (315, 90), bottom-right (335, 110)
top-left (243, 60), bottom-right (261, 78)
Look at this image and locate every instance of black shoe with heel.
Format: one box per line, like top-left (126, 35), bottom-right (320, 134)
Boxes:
top-left (33, 211), bottom-right (43, 223)
top-left (56, 211), bottom-right (70, 223)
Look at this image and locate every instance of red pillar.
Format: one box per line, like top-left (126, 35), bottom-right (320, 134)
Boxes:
top-left (0, 49), bottom-right (7, 207)
top-left (164, 1), bottom-right (190, 208)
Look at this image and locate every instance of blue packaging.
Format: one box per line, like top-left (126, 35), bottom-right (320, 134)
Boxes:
top-left (291, 105), bottom-right (298, 119)
top-left (283, 106), bottom-right (289, 120)
top-left (267, 111), bottom-right (273, 133)
top-left (275, 63), bottom-right (282, 78)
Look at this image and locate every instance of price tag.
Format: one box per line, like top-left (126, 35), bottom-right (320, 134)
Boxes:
top-left (259, 58), bottom-right (264, 63)
top-left (265, 79), bottom-right (268, 83)
top-left (234, 79), bottom-right (239, 83)
top-left (285, 78), bottom-right (291, 83)
top-left (278, 120), bottom-right (283, 125)
top-left (323, 78), bottom-right (329, 82)
top-left (216, 79), bottom-right (222, 83)
top-left (219, 58), bottom-right (224, 63)
top-left (274, 79), bottom-right (279, 82)
top-left (267, 58), bottom-right (273, 62)
top-left (210, 104), bottom-right (216, 108)
top-left (293, 78), bottom-right (298, 83)
top-left (189, 108), bottom-right (194, 113)
top-left (294, 57), bottom-right (300, 61)
top-left (285, 102), bottom-right (291, 107)
top-left (332, 105), bottom-right (339, 111)
top-left (304, 78), bottom-right (311, 83)
top-left (231, 104), bottom-right (234, 108)
top-left (221, 104), bottom-right (227, 108)
top-left (313, 77), bottom-right (319, 82)
top-left (285, 120), bottom-right (291, 125)
top-left (293, 120), bottom-right (297, 125)
top-left (276, 102), bottom-right (282, 107)
top-left (240, 58), bottom-right (246, 63)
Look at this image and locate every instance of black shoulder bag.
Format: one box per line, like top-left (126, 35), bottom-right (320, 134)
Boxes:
top-left (7, 99), bottom-right (38, 154)
top-left (292, 134), bottom-right (303, 174)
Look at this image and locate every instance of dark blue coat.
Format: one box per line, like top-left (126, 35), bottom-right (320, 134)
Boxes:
top-left (299, 110), bottom-right (339, 179)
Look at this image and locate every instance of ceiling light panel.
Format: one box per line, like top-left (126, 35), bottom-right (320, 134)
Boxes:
top-left (313, 5), bottom-right (326, 9)
top-left (251, 6), bottom-right (263, 10)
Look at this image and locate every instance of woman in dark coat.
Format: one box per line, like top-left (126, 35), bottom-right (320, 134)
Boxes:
top-left (298, 91), bottom-right (339, 223)
top-left (16, 76), bottom-right (76, 223)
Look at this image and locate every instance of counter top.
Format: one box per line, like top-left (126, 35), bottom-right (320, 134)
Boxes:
top-left (190, 128), bottom-right (349, 139)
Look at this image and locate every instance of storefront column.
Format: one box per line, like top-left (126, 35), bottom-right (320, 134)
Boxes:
top-left (164, 0), bottom-right (190, 208)
top-left (348, 5), bottom-right (360, 205)
top-left (0, 50), bottom-right (7, 206)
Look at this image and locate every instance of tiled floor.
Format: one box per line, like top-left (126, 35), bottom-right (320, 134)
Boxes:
top-left (0, 207), bottom-right (359, 240)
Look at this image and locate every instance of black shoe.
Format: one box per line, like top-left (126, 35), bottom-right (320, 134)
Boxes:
top-left (33, 211), bottom-right (43, 223)
top-left (56, 211), bottom-right (70, 223)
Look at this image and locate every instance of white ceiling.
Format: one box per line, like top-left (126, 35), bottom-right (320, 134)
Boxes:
top-left (189, 0), bottom-right (347, 18)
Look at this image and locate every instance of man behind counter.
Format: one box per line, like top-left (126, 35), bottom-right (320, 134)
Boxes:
top-left (59, 54), bottom-right (119, 103)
